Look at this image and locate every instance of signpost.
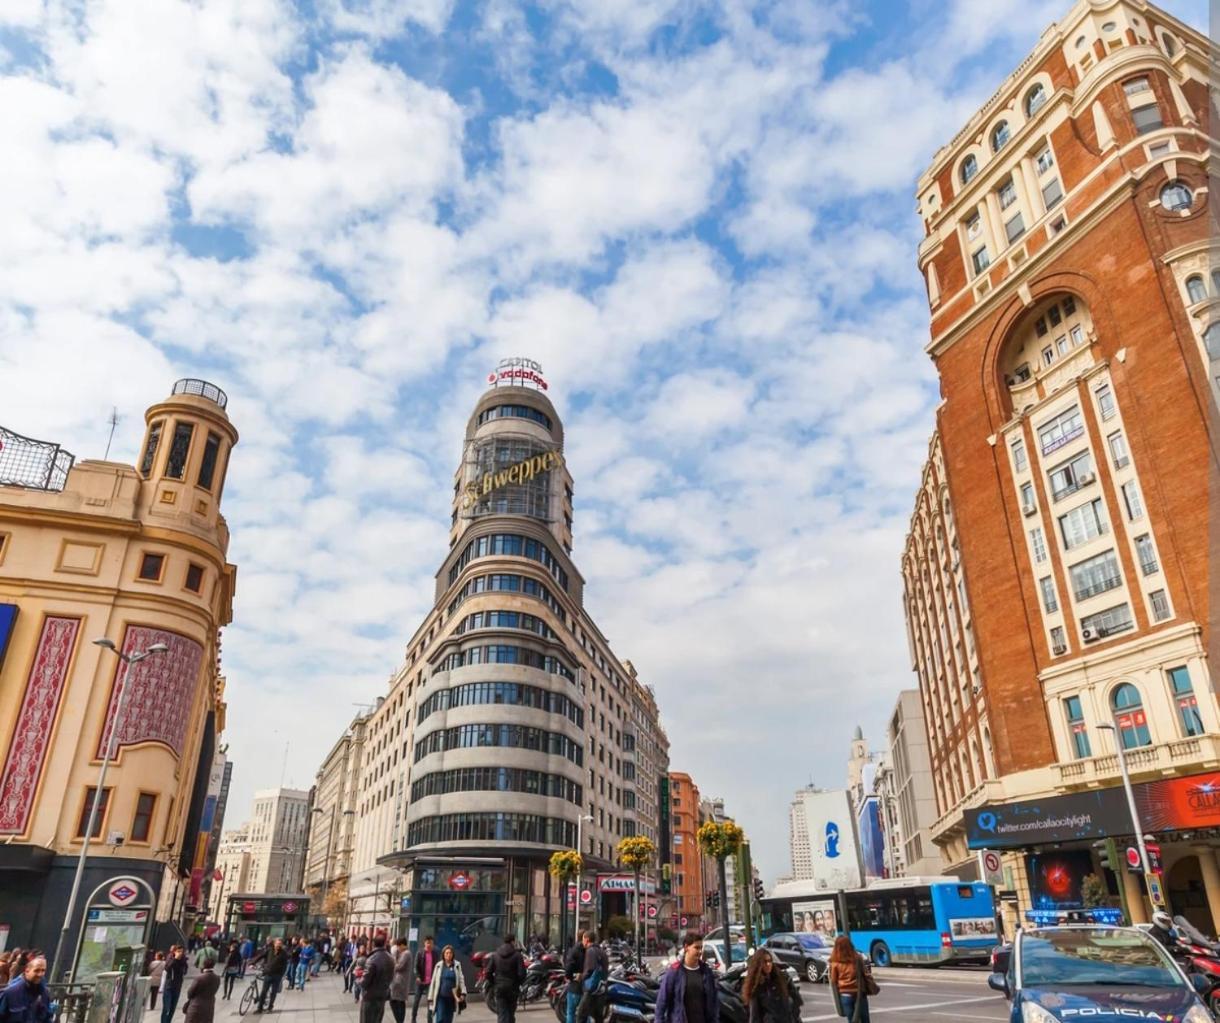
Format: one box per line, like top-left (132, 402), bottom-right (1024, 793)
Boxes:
top-left (978, 850), bottom-right (1004, 887)
top-left (71, 876), bottom-right (155, 984)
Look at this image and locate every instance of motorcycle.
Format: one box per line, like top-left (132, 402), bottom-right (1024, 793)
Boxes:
top-left (1170, 916), bottom-right (1220, 1016)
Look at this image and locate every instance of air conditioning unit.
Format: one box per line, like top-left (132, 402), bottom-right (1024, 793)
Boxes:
top-left (1052, 644), bottom-right (1067, 655)
top-left (107, 830), bottom-right (126, 846)
top-left (1077, 472), bottom-right (1095, 486)
top-left (1082, 628), bottom-right (1100, 643)
top-left (1023, 504), bottom-right (1038, 517)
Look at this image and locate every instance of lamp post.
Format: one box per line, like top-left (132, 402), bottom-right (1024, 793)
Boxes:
top-left (51, 637), bottom-right (169, 982)
top-left (1097, 722), bottom-right (1153, 875)
top-left (574, 814), bottom-right (593, 941)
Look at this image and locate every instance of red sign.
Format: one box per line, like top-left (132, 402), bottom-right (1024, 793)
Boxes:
top-left (580, 889), bottom-right (593, 905)
top-left (1147, 842), bottom-right (1163, 874)
top-left (647, 906), bottom-right (657, 919)
top-left (680, 917), bottom-right (688, 927)
top-left (242, 901), bottom-right (257, 915)
top-left (1134, 773), bottom-right (1220, 831)
top-left (213, 869), bottom-right (224, 881)
top-left (450, 872), bottom-right (471, 890)
top-left (1126, 847), bottom-right (1141, 871)
top-left (282, 901), bottom-right (299, 914)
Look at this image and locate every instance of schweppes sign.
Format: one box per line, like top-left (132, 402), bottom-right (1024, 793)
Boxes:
top-left (461, 450), bottom-right (564, 510)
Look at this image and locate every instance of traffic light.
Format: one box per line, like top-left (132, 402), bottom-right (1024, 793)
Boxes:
top-left (661, 863), bottom-right (672, 895)
top-left (753, 878), bottom-right (765, 901)
top-left (1093, 838), bottom-right (1118, 873)
top-left (712, 891), bottom-right (721, 908)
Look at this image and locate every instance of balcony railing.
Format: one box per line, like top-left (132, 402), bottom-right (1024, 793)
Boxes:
top-left (1073, 574), bottom-right (1123, 601)
top-left (0, 425), bottom-right (75, 491)
top-left (1054, 733), bottom-right (1220, 787)
top-left (173, 377), bottom-right (228, 409)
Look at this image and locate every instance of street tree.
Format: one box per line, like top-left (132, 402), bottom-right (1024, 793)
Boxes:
top-left (697, 819), bottom-right (744, 966)
top-left (617, 835), bottom-right (656, 963)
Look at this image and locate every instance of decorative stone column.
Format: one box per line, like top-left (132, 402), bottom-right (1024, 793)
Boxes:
top-left (1195, 848), bottom-right (1220, 934)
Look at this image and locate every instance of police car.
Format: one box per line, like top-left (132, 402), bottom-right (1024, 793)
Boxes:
top-left (988, 924), bottom-right (1213, 1022)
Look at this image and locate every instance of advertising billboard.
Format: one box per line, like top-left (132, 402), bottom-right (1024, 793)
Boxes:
top-left (792, 899), bottom-right (838, 939)
top-left (1025, 850), bottom-right (1094, 912)
top-left (800, 789), bottom-right (862, 891)
top-left (857, 797), bottom-right (885, 879)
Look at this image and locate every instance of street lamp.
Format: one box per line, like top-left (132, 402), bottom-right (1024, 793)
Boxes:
top-left (574, 814), bottom-right (594, 941)
top-left (1097, 722), bottom-right (1153, 875)
top-left (51, 637), bottom-right (169, 982)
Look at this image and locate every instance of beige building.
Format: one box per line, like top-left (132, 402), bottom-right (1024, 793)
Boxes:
top-left (884, 690), bottom-right (940, 878)
top-left (246, 788), bottom-right (311, 893)
top-left (0, 378), bottom-right (238, 953)
top-left (327, 362), bottom-right (669, 942)
top-left (786, 787), bottom-right (816, 882)
top-left (304, 713), bottom-right (367, 925)
top-left (209, 823), bottom-right (253, 922)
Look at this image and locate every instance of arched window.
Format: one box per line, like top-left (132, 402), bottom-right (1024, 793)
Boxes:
top-left (991, 121), bottom-right (1011, 152)
top-left (1203, 323), bottom-right (1220, 359)
top-left (1161, 181), bottom-right (1193, 212)
top-left (1210, 269), bottom-right (1220, 296)
top-left (1025, 84), bottom-right (1047, 116)
top-left (1112, 683), bottom-right (1152, 749)
top-left (960, 155), bottom-right (978, 185)
top-left (1162, 34), bottom-right (1177, 58)
top-left (1187, 275), bottom-right (1207, 303)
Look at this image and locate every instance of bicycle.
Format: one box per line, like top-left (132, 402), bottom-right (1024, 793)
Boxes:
top-left (238, 970), bottom-right (265, 1017)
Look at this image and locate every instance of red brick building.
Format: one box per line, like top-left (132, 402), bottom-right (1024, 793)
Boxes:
top-left (668, 772), bottom-right (707, 930)
top-left (902, 0), bottom-right (1216, 930)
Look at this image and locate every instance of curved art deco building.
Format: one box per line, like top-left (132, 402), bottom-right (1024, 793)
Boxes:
top-left (340, 372), bottom-right (669, 947)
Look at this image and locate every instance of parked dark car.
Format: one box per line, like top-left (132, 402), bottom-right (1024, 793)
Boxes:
top-left (763, 932), bottom-right (830, 983)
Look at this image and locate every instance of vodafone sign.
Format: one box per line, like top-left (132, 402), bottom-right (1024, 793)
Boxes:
top-left (488, 357), bottom-right (548, 391)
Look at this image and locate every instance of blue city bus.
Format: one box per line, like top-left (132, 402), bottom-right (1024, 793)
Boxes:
top-left (759, 879), bottom-right (997, 966)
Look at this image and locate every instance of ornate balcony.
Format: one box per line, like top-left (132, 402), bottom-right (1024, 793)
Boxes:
top-left (1054, 734), bottom-right (1220, 788)
top-left (0, 425), bottom-right (75, 491)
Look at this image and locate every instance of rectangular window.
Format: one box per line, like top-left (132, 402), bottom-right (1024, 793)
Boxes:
top-left (139, 552), bottom-right (165, 581)
top-left (1059, 498), bottom-right (1108, 549)
top-left (1108, 431), bottom-right (1130, 468)
top-left (1069, 549), bottom-right (1122, 601)
top-left (77, 787), bottom-right (111, 839)
top-left (1030, 526), bottom-right (1048, 564)
top-left (1131, 103), bottom-right (1163, 134)
top-left (1048, 305), bottom-right (1062, 327)
top-left (1056, 334), bottom-right (1071, 356)
top-left (165, 422), bottom-right (195, 480)
top-left (185, 563), bottom-right (205, 593)
top-left (1041, 178), bottom-right (1064, 209)
top-left (197, 432), bottom-right (222, 490)
top-left (1036, 146), bottom-right (1055, 175)
top-left (1081, 603), bottom-right (1134, 639)
top-left (1051, 625), bottom-right (1067, 653)
top-left (1070, 324), bottom-right (1085, 347)
top-left (1049, 213), bottom-right (1068, 236)
top-left (1005, 213), bottom-right (1026, 243)
top-left (1095, 385), bottom-right (1116, 420)
top-left (139, 422), bottom-right (163, 478)
top-left (1150, 589), bottom-right (1172, 622)
top-left (972, 246), bottom-right (991, 276)
top-left (1122, 481), bottom-right (1145, 520)
top-left (1039, 576), bottom-right (1058, 612)
top-left (1012, 439), bottom-right (1028, 472)
top-left (1020, 482), bottom-right (1036, 513)
top-left (1035, 317), bottom-right (1048, 337)
top-left (1038, 405), bottom-right (1084, 455)
top-left (1064, 696), bottom-right (1091, 758)
top-left (1169, 666), bottom-right (1203, 736)
top-left (1042, 346), bottom-right (1055, 366)
top-left (1049, 450), bottom-right (1094, 502)
top-left (998, 179), bottom-right (1017, 209)
top-left (1134, 534), bottom-right (1158, 575)
top-left (131, 792), bottom-right (157, 843)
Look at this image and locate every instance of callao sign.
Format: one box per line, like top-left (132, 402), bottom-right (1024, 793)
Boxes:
top-left (488, 357), bottom-right (548, 391)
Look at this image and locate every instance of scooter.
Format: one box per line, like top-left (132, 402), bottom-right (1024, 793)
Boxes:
top-left (1170, 917), bottom-right (1220, 1016)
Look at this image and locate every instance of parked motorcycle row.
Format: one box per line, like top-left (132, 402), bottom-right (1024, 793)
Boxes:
top-left (1164, 915), bottom-right (1220, 1016)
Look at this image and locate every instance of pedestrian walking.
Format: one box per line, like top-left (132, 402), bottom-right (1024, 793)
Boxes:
top-left (161, 947), bottom-right (189, 1023)
top-left (575, 931), bottom-right (610, 1023)
top-left (389, 938), bottom-right (412, 1023)
top-left (147, 953), bottom-right (166, 1010)
top-left (360, 936), bottom-right (396, 1023)
top-left (351, 945), bottom-right (369, 1001)
top-left (563, 933), bottom-right (585, 1023)
top-left (741, 949), bottom-right (798, 1023)
top-left (222, 943), bottom-right (243, 1000)
top-left (828, 936), bottom-right (875, 1023)
top-left (183, 958), bottom-right (220, 1023)
top-left (411, 937), bottom-right (436, 1023)
top-left (656, 933), bottom-right (719, 1023)
top-left (0, 956), bottom-right (53, 1023)
top-left (486, 935), bottom-right (526, 1023)
top-left (255, 939), bottom-right (289, 1014)
top-left (425, 946), bottom-right (466, 1023)
top-left (296, 941), bottom-right (316, 989)
top-left (240, 938), bottom-right (254, 978)
top-left (0, 955), bottom-right (11, 987)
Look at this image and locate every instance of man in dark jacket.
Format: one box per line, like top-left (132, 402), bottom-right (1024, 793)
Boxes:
top-left (656, 933), bottom-right (719, 1023)
top-left (255, 939), bottom-right (289, 1013)
top-left (161, 947), bottom-right (190, 1023)
top-left (360, 935), bottom-right (397, 1023)
top-left (575, 931), bottom-right (608, 1023)
top-left (0, 956), bottom-right (53, 1023)
top-left (563, 933), bottom-right (585, 1023)
top-left (486, 935), bottom-right (527, 1023)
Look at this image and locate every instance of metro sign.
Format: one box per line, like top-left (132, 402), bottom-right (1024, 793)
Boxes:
top-left (108, 882), bottom-right (139, 907)
top-left (282, 901), bottom-right (299, 914)
top-left (449, 872), bottom-right (472, 890)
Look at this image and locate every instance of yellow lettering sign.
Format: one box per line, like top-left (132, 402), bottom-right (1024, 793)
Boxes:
top-left (461, 449), bottom-right (564, 509)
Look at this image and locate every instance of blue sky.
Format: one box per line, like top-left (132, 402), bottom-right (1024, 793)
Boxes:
top-left (0, 0), bottom-right (1204, 882)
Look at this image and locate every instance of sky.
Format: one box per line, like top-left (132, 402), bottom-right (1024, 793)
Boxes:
top-left (0, 0), bottom-right (1205, 884)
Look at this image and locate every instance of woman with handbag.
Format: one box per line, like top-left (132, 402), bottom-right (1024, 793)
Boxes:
top-left (828, 936), bottom-right (877, 1022)
top-left (427, 946), bottom-right (467, 1023)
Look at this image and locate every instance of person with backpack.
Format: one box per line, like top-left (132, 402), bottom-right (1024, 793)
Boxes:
top-left (562, 932), bottom-right (585, 1023)
top-left (828, 935), bottom-right (876, 1023)
top-left (575, 931), bottom-right (611, 1023)
top-left (485, 935), bottom-right (527, 1023)
top-left (655, 932), bottom-right (718, 1023)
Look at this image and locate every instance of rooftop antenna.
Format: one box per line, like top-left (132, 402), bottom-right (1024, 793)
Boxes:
top-left (280, 741), bottom-right (289, 788)
top-left (103, 407), bottom-right (120, 460)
